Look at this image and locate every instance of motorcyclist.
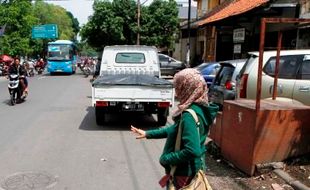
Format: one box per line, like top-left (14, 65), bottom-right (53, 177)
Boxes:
top-left (8, 57), bottom-right (28, 97)
top-left (35, 58), bottom-right (45, 72)
top-left (92, 57), bottom-right (101, 80)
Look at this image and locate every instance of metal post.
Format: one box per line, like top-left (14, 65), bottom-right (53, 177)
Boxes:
top-left (256, 18), bottom-right (266, 112)
top-left (187, 0), bottom-right (191, 67)
top-left (137, 0), bottom-right (141, 45)
top-left (272, 31), bottom-right (282, 100)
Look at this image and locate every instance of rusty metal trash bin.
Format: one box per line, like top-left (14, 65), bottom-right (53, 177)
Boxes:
top-left (219, 99), bottom-right (310, 175)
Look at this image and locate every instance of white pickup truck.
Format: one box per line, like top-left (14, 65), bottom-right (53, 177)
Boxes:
top-left (92, 45), bottom-right (174, 126)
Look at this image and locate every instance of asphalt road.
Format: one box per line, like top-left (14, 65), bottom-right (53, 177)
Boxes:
top-left (0, 73), bottom-right (166, 190)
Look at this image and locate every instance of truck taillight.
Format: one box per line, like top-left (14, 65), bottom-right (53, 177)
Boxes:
top-left (96, 101), bottom-right (108, 107)
top-left (158, 102), bottom-right (170, 107)
top-left (239, 74), bottom-right (248, 98)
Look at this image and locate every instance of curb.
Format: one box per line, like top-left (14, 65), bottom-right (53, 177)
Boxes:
top-left (273, 169), bottom-right (310, 190)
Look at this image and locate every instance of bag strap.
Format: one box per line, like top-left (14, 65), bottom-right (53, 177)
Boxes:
top-left (170, 109), bottom-right (200, 177)
top-left (185, 109), bottom-right (200, 125)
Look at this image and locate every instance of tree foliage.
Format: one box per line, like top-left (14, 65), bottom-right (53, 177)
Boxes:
top-left (80, 0), bottom-right (179, 51)
top-left (80, 0), bottom-right (137, 50)
top-left (33, 0), bottom-right (78, 40)
top-left (0, 0), bottom-right (37, 56)
top-left (78, 42), bottom-right (98, 57)
top-left (141, 0), bottom-right (179, 50)
top-left (0, 0), bottom-right (80, 57)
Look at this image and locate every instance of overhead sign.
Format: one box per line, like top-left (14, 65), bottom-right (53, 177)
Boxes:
top-left (32, 24), bottom-right (58, 39)
top-left (233, 28), bottom-right (245, 43)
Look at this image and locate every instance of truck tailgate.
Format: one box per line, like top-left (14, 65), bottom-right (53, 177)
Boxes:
top-left (93, 85), bottom-right (174, 103)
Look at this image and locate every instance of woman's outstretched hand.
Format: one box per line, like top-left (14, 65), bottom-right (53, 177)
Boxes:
top-left (131, 125), bottom-right (146, 139)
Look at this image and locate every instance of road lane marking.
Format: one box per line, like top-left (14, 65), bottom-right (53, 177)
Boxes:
top-left (38, 76), bottom-right (46, 80)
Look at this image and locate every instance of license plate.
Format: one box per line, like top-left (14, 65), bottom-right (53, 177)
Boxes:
top-left (122, 103), bottom-right (144, 111)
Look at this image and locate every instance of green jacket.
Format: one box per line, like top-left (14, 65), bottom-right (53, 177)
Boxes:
top-left (146, 103), bottom-right (219, 176)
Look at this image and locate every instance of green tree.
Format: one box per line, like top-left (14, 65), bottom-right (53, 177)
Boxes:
top-left (140, 0), bottom-right (179, 50)
top-left (31, 0), bottom-right (80, 58)
top-left (0, 0), bottom-right (38, 56)
top-left (33, 0), bottom-right (78, 40)
top-left (67, 11), bottom-right (80, 35)
top-left (78, 42), bottom-right (98, 57)
top-left (0, 0), bottom-right (80, 57)
top-left (80, 0), bottom-right (125, 50)
top-left (80, 0), bottom-right (179, 51)
top-left (111, 0), bottom-right (137, 44)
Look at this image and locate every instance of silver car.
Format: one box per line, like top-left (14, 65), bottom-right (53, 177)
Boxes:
top-left (237, 50), bottom-right (310, 105)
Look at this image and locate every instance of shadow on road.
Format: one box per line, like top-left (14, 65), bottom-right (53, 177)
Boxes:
top-left (2, 99), bottom-right (10, 106)
top-left (79, 106), bottom-right (159, 131)
top-left (46, 72), bottom-right (73, 76)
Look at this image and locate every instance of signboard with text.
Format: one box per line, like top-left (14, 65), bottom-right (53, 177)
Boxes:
top-left (32, 24), bottom-right (58, 39)
top-left (233, 28), bottom-right (245, 43)
top-left (234, 44), bottom-right (242, 54)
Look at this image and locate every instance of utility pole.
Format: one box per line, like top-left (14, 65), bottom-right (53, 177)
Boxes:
top-left (137, 0), bottom-right (141, 45)
top-left (186, 0), bottom-right (191, 67)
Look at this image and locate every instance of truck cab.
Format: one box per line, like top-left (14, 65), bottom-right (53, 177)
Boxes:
top-left (100, 45), bottom-right (160, 77)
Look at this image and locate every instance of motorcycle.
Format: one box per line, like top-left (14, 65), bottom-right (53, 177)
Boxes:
top-left (8, 74), bottom-right (27, 105)
top-left (35, 59), bottom-right (45, 75)
top-left (23, 61), bottom-right (35, 77)
top-left (0, 63), bottom-right (3, 76)
top-left (27, 68), bottom-right (35, 77)
top-left (0, 63), bottom-right (8, 76)
top-left (83, 65), bottom-right (92, 77)
top-left (35, 65), bottom-right (44, 75)
top-left (79, 62), bottom-right (92, 77)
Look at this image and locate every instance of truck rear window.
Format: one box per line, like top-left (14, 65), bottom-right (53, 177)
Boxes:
top-left (115, 53), bottom-right (145, 64)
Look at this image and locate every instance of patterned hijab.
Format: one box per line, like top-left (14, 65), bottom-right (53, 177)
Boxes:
top-left (173, 68), bottom-right (209, 117)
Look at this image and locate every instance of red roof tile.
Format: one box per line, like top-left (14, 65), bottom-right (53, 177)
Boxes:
top-left (198, 0), bottom-right (269, 26)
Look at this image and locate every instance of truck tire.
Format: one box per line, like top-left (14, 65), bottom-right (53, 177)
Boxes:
top-left (157, 107), bottom-right (169, 126)
top-left (95, 107), bottom-right (105, 126)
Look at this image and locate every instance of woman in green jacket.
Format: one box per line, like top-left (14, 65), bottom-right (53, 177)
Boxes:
top-left (131, 68), bottom-right (218, 189)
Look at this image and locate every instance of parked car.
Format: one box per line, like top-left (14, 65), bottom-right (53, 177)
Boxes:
top-left (195, 62), bottom-right (220, 87)
top-left (158, 53), bottom-right (186, 76)
top-left (208, 59), bottom-right (247, 110)
top-left (237, 50), bottom-right (310, 105)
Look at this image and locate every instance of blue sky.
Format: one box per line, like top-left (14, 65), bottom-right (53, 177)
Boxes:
top-left (47, 0), bottom-right (196, 27)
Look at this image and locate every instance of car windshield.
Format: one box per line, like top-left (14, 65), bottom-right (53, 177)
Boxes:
top-left (214, 66), bottom-right (234, 86)
top-left (115, 53), bottom-right (145, 63)
top-left (48, 45), bottom-right (72, 61)
top-left (237, 55), bottom-right (257, 79)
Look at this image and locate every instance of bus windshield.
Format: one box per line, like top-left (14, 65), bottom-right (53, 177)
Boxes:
top-left (48, 44), bottom-right (73, 61)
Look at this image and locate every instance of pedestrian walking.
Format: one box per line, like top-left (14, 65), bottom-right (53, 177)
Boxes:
top-left (131, 68), bottom-right (219, 189)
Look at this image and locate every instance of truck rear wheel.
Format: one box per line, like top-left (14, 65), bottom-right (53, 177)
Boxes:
top-left (95, 107), bottom-right (105, 126)
top-left (157, 108), bottom-right (168, 126)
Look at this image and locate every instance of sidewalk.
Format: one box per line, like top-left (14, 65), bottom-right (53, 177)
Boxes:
top-left (205, 142), bottom-right (310, 190)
